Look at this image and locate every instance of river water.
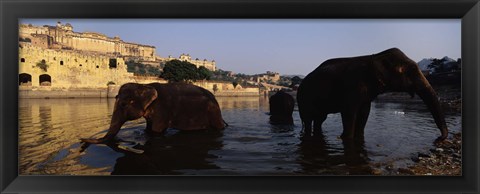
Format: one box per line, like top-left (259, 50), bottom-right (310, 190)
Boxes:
top-left (18, 96), bottom-right (461, 175)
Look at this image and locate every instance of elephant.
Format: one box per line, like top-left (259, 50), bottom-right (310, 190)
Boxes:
top-left (297, 48), bottom-right (448, 141)
top-left (269, 90), bottom-right (295, 125)
top-left (81, 82), bottom-right (227, 144)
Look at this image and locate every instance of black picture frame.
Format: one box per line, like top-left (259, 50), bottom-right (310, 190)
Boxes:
top-left (1, 0), bottom-right (479, 193)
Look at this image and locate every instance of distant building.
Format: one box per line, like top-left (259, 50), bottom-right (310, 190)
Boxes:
top-left (18, 22), bottom-right (219, 90)
top-left (256, 71), bottom-right (280, 83)
top-left (19, 22), bottom-right (157, 62)
top-left (158, 53), bottom-right (217, 71)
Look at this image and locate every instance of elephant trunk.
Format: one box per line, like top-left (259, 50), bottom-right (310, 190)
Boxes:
top-left (81, 105), bottom-right (126, 144)
top-left (414, 75), bottom-right (448, 141)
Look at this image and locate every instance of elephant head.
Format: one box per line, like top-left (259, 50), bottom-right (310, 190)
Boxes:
top-left (81, 83), bottom-right (158, 144)
top-left (372, 48), bottom-right (448, 141)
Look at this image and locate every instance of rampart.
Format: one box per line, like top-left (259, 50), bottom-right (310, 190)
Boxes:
top-left (18, 23), bottom-right (257, 99)
top-left (19, 44), bottom-right (133, 89)
top-left (19, 22), bottom-right (156, 62)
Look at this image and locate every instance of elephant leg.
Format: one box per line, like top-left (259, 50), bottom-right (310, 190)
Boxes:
top-left (148, 120), bottom-right (168, 136)
top-left (302, 119), bottom-right (313, 137)
top-left (145, 119), bottom-right (152, 132)
top-left (313, 113), bottom-right (327, 136)
top-left (354, 102), bottom-right (371, 139)
top-left (341, 109), bottom-right (358, 139)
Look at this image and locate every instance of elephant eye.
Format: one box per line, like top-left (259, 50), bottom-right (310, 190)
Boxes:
top-left (129, 100), bottom-right (134, 104)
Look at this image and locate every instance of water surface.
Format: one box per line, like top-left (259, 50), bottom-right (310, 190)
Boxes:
top-left (19, 96), bottom-right (461, 175)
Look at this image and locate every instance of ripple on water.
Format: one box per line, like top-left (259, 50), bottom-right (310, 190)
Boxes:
top-left (19, 98), bottom-right (461, 175)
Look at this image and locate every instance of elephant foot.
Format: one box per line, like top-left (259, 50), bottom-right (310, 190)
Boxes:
top-left (300, 134), bottom-right (314, 141)
top-left (434, 134), bottom-right (448, 143)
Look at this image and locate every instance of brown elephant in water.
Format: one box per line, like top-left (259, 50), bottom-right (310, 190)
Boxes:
top-left (269, 90), bottom-right (295, 125)
top-left (81, 83), bottom-right (227, 144)
top-left (297, 48), bottom-right (448, 141)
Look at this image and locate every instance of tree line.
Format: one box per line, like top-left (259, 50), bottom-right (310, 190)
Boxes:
top-left (127, 59), bottom-right (212, 83)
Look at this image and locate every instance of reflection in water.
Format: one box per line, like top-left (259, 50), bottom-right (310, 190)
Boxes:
top-left (19, 98), bottom-right (115, 175)
top-left (297, 135), bottom-right (371, 175)
top-left (19, 97), bottom-right (461, 175)
top-left (111, 130), bottom-right (223, 175)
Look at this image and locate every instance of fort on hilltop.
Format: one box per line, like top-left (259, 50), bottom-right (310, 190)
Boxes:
top-left (20, 22), bottom-right (156, 62)
top-left (18, 22), bottom-right (254, 98)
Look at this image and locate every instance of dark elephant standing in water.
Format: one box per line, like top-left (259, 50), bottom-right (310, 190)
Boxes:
top-left (297, 48), bottom-right (448, 141)
top-left (269, 90), bottom-right (295, 125)
top-left (81, 82), bottom-right (227, 144)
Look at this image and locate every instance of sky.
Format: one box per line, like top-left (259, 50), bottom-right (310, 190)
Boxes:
top-left (20, 19), bottom-right (461, 76)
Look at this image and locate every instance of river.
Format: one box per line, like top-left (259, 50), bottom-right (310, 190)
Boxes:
top-left (18, 96), bottom-right (461, 175)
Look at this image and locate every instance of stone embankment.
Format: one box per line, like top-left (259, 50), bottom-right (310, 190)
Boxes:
top-left (19, 87), bottom-right (109, 98)
top-left (19, 84), bottom-right (260, 99)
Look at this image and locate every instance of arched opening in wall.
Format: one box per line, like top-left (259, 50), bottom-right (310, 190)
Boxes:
top-left (39, 74), bottom-right (52, 86)
top-left (19, 73), bottom-right (32, 86)
top-left (60, 61), bottom-right (64, 65)
top-left (21, 58), bottom-right (25, 63)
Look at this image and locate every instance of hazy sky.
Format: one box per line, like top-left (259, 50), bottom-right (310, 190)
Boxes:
top-left (21, 19), bottom-right (461, 75)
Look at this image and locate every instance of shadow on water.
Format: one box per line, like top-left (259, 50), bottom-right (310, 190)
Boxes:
top-left (106, 129), bottom-right (224, 175)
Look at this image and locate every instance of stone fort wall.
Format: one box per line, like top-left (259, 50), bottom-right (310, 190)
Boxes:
top-left (19, 44), bottom-right (134, 89)
top-left (18, 22), bottom-right (255, 98)
top-left (19, 22), bottom-right (156, 62)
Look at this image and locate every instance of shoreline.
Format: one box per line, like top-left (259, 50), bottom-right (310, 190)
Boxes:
top-left (396, 132), bottom-right (462, 175)
top-left (375, 84), bottom-right (461, 176)
top-left (19, 86), bottom-right (260, 99)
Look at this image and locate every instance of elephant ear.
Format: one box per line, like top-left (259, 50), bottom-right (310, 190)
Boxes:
top-left (137, 85), bottom-right (158, 111)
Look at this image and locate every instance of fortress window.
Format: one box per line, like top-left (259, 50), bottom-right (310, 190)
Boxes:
top-left (79, 64), bottom-right (82, 67)
top-left (19, 73), bottom-right (32, 86)
top-left (109, 59), bottom-right (117, 69)
top-left (74, 59), bottom-right (77, 62)
top-left (39, 74), bottom-right (51, 86)
top-left (53, 57), bottom-right (56, 61)
top-left (85, 60), bottom-right (88, 62)
top-left (60, 61), bottom-right (64, 65)
top-left (41, 59), bottom-right (46, 63)
top-left (21, 58), bottom-right (25, 63)
top-left (96, 65), bottom-right (99, 68)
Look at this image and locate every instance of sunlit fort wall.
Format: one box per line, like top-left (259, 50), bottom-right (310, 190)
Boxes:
top-left (18, 22), bottom-right (254, 98)
top-left (19, 44), bottom-right (133, 89)
top-left (19, 22), bottom-right (156, 62)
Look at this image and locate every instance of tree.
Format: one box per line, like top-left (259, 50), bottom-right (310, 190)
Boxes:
top-left (428, 58), bottom-right (447, 73)
top-left (289, 76), bottom-right (303, 87)
top-left (126, 61), bottom-right (162, 76)
top-left (36, 60), bottom-right (49, 72)
top-left (213, 84), bottom-right (218, 93)
top-left (161, 60), bottom-right (202, 83)
top-left (197, 66), bottom-right (212, 80)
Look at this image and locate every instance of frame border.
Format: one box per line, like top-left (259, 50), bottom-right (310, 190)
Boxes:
top-left (1, 0), bottom-right (479, 193)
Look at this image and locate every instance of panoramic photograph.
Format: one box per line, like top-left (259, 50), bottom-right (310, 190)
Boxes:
top-left (18, 19), bottom-right (461, 175)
